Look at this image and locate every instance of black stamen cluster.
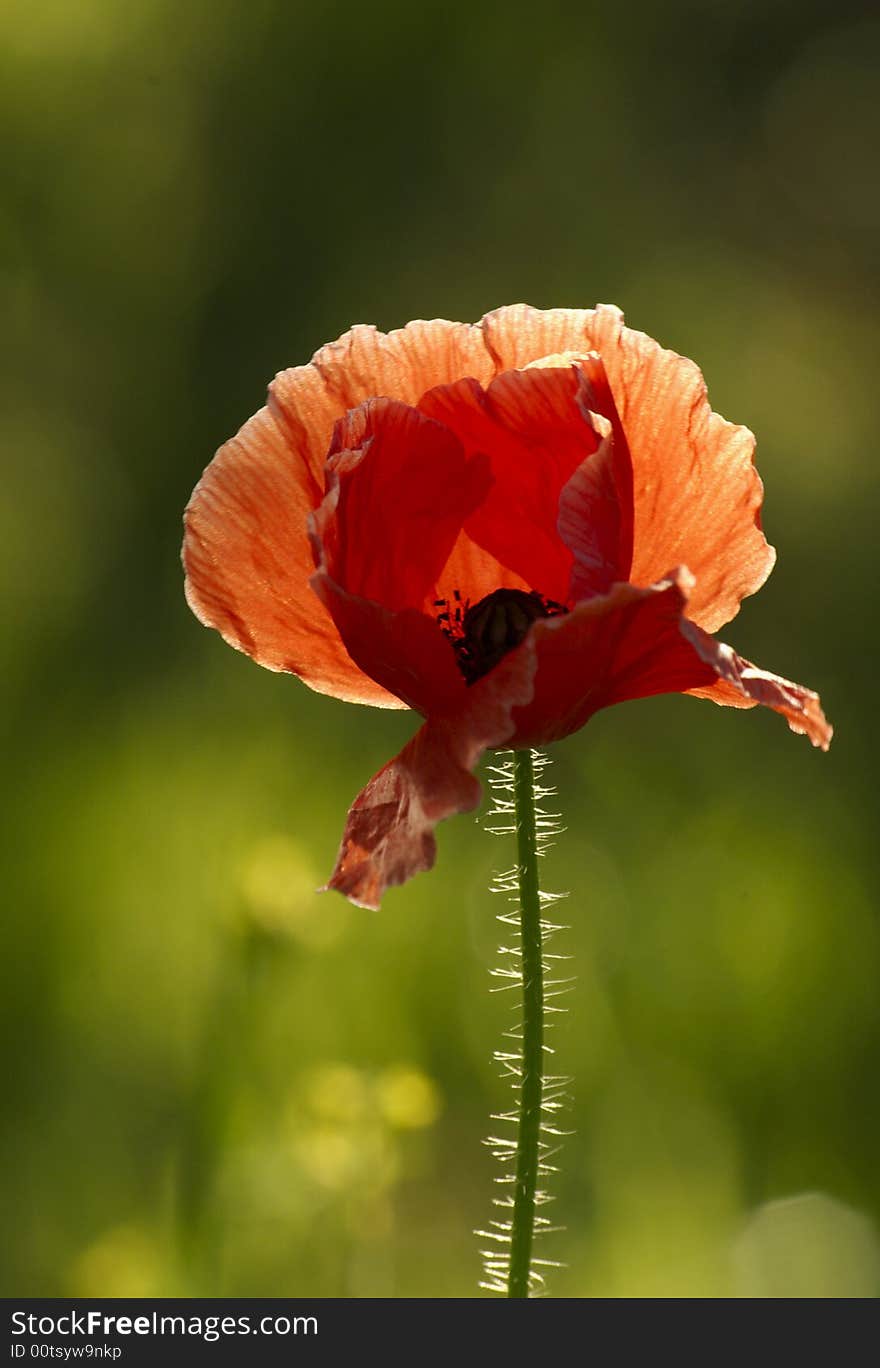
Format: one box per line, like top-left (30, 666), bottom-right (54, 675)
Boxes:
top-left (435, 588), bottom-right (568, 685)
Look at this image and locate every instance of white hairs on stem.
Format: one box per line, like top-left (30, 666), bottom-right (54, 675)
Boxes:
top-left (475, 750), bottom-right (573, 1297)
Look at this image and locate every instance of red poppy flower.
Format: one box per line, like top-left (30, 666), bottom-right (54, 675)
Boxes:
top-left (183, 305), bottom-right (831, 909)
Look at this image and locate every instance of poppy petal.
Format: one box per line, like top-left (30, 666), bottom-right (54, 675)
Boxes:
top-left (554, 348), bottom-right (638, 600)
top-left (481, 303), bottom-right (774, 632)
top-left (566, 353), bottom-right (635, 582)
top-left (310, 397), bottom-right (492, 612)
top-left (435, 527), bottom-right (532, 612)
top-left (588, 307), bottom-right (774, 632)
top-left (506, 567), bottom-right (830, 750)
top-left (508, 570), bottom-right (712, 747)
top-left (185, 318), bottom-right (500, 706)
top-left (268, 319), bottom-right (497, 469)
top-left (419, 362), bottom-right (630, 603)
top-left (310, 570), bottom-right (467, 716)
top-left (681, 623), bottom-right (832, 749)
top-left (325, 640), bottom-right (538, 909)
top-left (479, 303), bottom-right (601, 370)
top-left (183, 405), bottom-right (402, 707)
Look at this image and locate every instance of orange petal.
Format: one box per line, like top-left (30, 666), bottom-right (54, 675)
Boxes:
top-left (326, 566), bottom-right (831, 906)
top-left (310, 570), bottom-right (467, 716)
top-left (506, 566), bottom-right (830, 750)
top-left (555, 354), bottom-right (635, 598)
top-left (435, 526), bottom-right (531, 611)
top-left (681, 623), bottom-right (832, 749)
top-left (481, 303), bottom-right (774, 632)
top-left (557, 421), bottom-right (625, 601)
top-left (268, 319), bottom-right (497, 471)
top-left (509, 570), bottom-right (711, 747)
top-left (311, 397), bottom-right (492, 612)
top-left (186, 318), bottom-right (499, 705)
top-left (479, 303), bottom-right (602, 370)
top-left (419, 365), bottom-right (619, 604)
top-left (325, 639), bottom-right (538, 909)
top-left (183, 406), bottom-right (401, 706)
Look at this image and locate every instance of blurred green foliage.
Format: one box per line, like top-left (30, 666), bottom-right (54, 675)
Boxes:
top-left (2, 0), bottom-right (878, 1297)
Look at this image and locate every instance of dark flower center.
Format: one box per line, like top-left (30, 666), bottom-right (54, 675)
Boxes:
top-left (434, 588), bottom-right (568, 685)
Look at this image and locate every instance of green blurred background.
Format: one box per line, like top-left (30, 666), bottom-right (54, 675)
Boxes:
top-left (3, 0), bottom-right (879, 1298)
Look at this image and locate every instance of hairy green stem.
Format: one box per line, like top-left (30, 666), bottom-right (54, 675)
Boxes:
top-left (507, 747), bottom-right (544, 1298)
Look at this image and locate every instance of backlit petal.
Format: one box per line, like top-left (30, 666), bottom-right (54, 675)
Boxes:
top-left (479, 304), bottom-right (600, 370)
top-left (325, 641), bottom-right (537, 909)
top-left (482, 303), bottom-right (773, 631)
top-left (682, 625), bottom-right (832, 749)
top-left (183, 405), bottom-right (401, 706)
top-left (311, 397), bottom-right (492, 611)
top-left (420, 362), bottom-right (630, 603)
top-left (310, 570), bottom-right (467, 716)
top-left (507, 569), bottom-right (830, 750)
top-left (508, 570), bottom-right (710, 747)
top-left (587, 307), bottom-right (774, 631)
top-left (269, 318), bottom-right (496, 468)
top-left (186, 318), bottom-right (499, 705)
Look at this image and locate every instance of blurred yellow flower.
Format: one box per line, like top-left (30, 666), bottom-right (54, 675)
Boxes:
top-left (68, 1224), bottom-right (163, 1298)
top-left (376, 1066), bottom-right (442, 1130)
top-left (296, 1124), bottom-right (398, 1193)
top-left (238, 833), bottom-right (348, 947)
top-left (733, 1192), bottom-right (880, 1297)
top-left (305, 1064), bottom-right (371, 1124)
